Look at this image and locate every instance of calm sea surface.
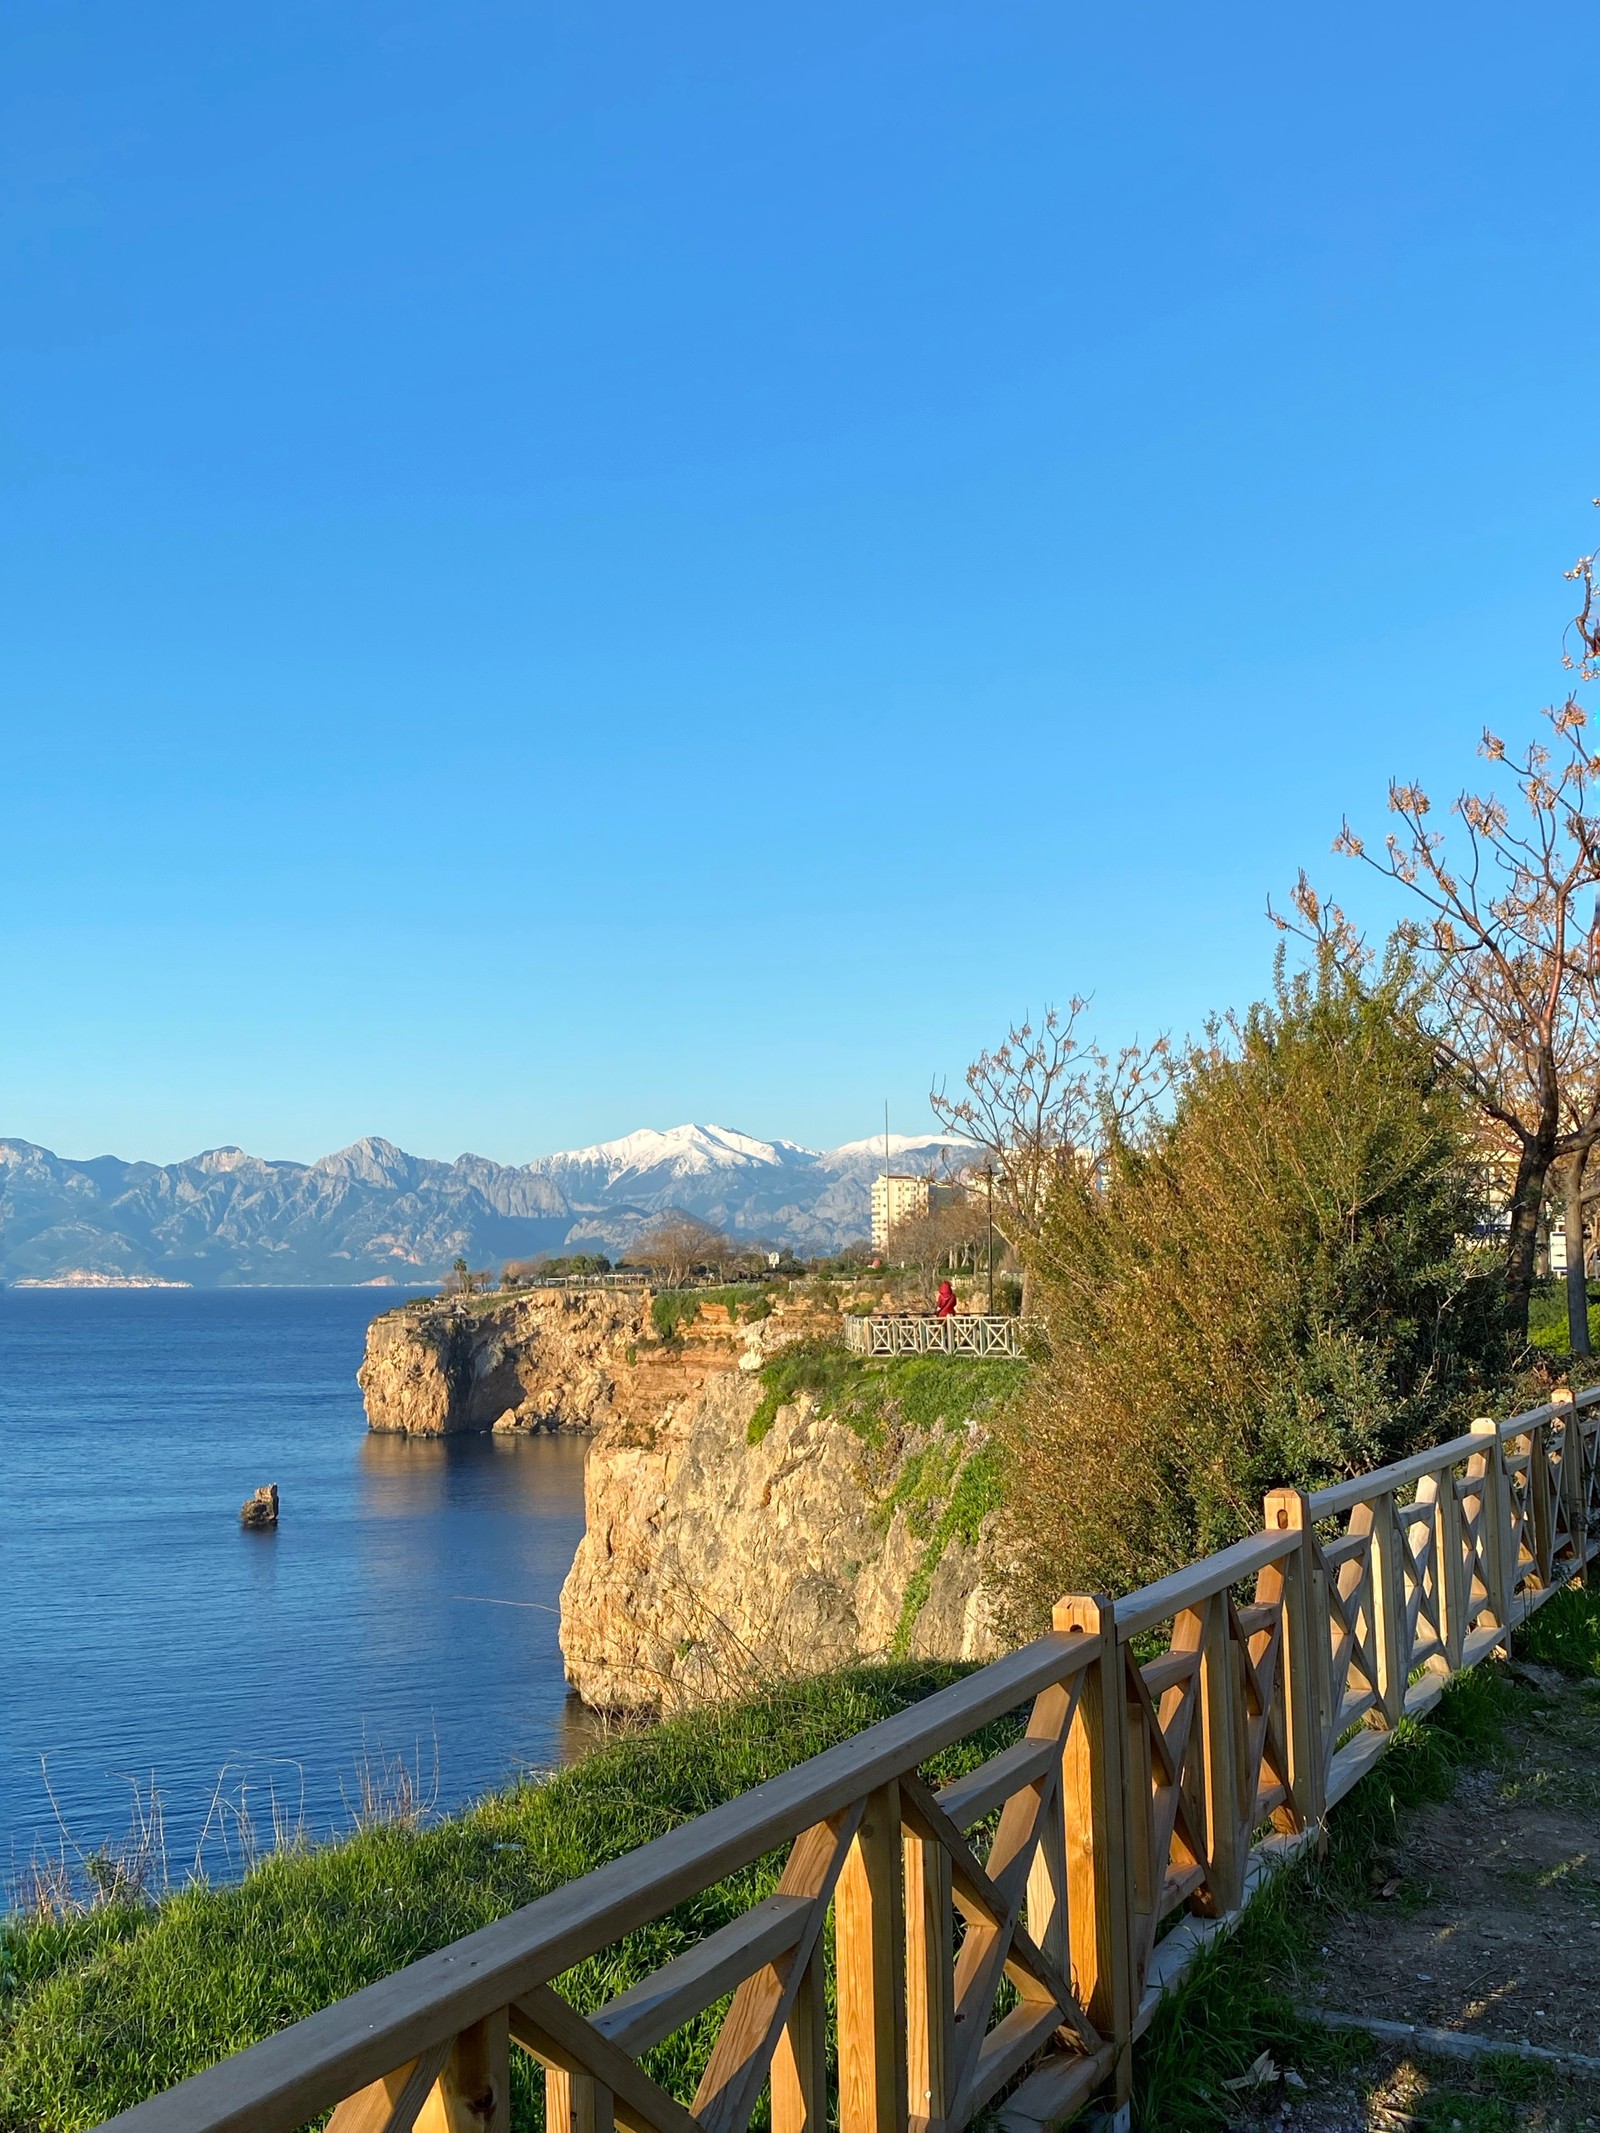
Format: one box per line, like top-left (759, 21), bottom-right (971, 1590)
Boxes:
top-left (1, 1288), bottom-right (591, 1884)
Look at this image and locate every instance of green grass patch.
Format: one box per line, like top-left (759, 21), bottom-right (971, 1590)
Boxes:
top-left (745, 1337), bottom-right (1023, 1448)
top-left (648, 1287), bottom-right (773, 1343)
top-left (0, 1665), bottom-right (1014, 2133)
top-left (1515, 1580), bottom-right (1600, 1677)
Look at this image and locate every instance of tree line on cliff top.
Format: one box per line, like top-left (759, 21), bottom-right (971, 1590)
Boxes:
top-left (932, 514), bottom-right (1600, 1608)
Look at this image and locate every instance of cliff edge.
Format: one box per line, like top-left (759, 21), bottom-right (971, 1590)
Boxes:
top-left (558, 1353), bottom-right (1016, 1709)
top-left (357, 1287), bottom-right (808, 1437)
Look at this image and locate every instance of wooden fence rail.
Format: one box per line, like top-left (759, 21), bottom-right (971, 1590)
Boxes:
top-left (98, 1388), bottom-right (1600, 2133)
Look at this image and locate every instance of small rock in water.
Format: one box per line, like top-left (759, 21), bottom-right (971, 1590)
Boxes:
top-left (240, 1484), bottom-right (279, 1528)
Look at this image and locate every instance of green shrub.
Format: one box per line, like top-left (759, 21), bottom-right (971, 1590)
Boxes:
top-left (1005, 951), bottom-right (1511, 1614)
top-left (649, 1291), bottom-right (701, 1342)
top-left (1526, 1279), bottom-right (1600, 1355)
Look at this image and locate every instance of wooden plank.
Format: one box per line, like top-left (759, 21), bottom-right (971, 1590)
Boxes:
top-left (1307, 1437), bottom-right (1479, 1518)
top-left (835, 1781), bottom-right (907, 2133)
top-left (933, 1736), bottom-right (1057, 1831)
top-left (1055, 1596), bottom-right (1133, 2105)
top-left (1112, 1531), bottom-right (1293, 1640)
top-left (417, 2016), bottom-right (509, 2133)
top-left (91, 1634), bottom-right (1095, 2133)
top-left (1195, 1593), bottom-right (1246, 1915)
top-left (1261, 1489), bottom-right (1326, 1833)
top-left (1469, 1420), bottom-right (1512, 1626)
top-left (510, 1990), bottom-right (701, 2133)
top-left (592, 1897), bottom-right (812, 2056)
top-left (957, 1998), bottom-right (1065, 2122)
top-left (989, 2047), bottom-right (1111, 2133)
top-left (327, 2043), bottom-right (454, 2133)
top-left (1367, 1491), bottom-right (1407, 1729)
top-left (543, 2067), bottom-right (613, 2133)
top-left (897, 1774), bottom-right (1095, 2054)
top-left (1133, 1649), bottom-right (1200, 1700)
top-left (903, 1829), bottom-right (953, 2133)
top-left (770, 1945), bottom-right (826, 2133)
top-left (1435, 1469), bottom-right (1468, 1670)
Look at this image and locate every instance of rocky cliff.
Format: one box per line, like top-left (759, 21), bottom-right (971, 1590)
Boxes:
top-left (359, 1285), bottom-right (1018, 1708)
top-left (557, 1360), bottom-right (1012, 1710)
top-left (358, 1288), bottom-right (773, 1437)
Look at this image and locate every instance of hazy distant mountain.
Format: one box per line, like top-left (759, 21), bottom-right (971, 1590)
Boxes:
top-left (0, 1125), bottom-right (969, 1286)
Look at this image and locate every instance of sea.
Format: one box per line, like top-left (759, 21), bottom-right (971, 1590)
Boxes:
top-left (0, 1286), bottom-right (592, 1891)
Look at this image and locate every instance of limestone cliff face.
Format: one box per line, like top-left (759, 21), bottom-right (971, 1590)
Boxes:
top-left (357, 1288), bottom-right (802, 1437)
top-left (558, 1368), bottom-right (1006, 1710)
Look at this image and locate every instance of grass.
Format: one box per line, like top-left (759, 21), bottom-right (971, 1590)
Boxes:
top-left (0, 1665), bottom-right (1014, 2133)
top-left (649, 1285), bottom-right (775, 1342)
top-left (745, 1336), bottom-right (1023, 1448)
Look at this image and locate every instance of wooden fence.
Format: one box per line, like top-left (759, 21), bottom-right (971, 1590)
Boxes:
top-left (98, 1387), bottom-right (1600, 2133)
top-left (843, 1314), bottom-right (1026, 1358)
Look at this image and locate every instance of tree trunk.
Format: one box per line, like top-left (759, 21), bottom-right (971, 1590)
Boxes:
top-left (1564, 1146), bottom-right (1595, 1355)
top-left (1505, 1133), bottom-right (1555, 1341)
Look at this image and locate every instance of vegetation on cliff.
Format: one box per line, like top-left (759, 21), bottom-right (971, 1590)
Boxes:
top-left (745, 1336), bottom-right (1022, 1447)
top-left (0, 1666), bottom-right (1008, 2133)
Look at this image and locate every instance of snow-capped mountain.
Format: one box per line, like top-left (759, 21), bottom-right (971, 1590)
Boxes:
top-left (0, 1125), bottom-right (972, 1285)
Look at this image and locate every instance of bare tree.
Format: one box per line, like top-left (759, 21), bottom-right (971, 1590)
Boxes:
top-left (1284, 683), bottom-right (1600, 1344)
top-left (930, 1003), bottom-right (1169, 1259)
top-left (633, 1216), bottom-right (729, 1289)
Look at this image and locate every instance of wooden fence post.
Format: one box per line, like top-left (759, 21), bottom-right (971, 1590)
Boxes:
top-left (1528, 1418), bottom-right (1557, 1588)
top-left (836, 1780), bottom-right (907, 2133)
top-left (1470, 1419), bottom-right (1512, 1628)
top-left (1433, 1461), bottom-right (1468, 1674)
top-left (903, 1826), bottom-right (952, 2133)
top-left (1262, 1489), bottom-right (1327, 1836)
top-left (1055, 1596), bottom-right (1134, 2106)
top-left (1367, 1489), bottom-right (1408, 1729)
top-left (772, 1945), bottom-right (828, 2133)
top-left (1558, 1393), bottom-right (1592, 1588)
top-left (421, 2014), bottom-right (510, 2133)
top-left (1196, 1594), bottom-right (1247, 1913)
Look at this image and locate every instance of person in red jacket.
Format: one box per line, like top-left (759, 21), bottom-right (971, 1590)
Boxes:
top-left (935, 1278), bottom-right (957, 1319)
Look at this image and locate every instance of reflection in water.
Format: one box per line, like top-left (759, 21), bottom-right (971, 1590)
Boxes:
top-left (3, 1289), bottom-right (594, 1870)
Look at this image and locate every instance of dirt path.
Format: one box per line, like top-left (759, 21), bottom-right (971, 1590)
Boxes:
top-left (1199, 1662), bottom-right (1600, 2131)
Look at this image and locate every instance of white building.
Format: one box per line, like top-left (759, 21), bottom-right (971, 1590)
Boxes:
top-left (871, 1173), bottom-right (966, 1250)
top-left (871, 1173), bottom-right (929, 1249)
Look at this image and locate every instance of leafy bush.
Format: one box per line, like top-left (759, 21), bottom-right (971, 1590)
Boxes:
top-left (1526, 1279), bottom-right (1600, 1355)
top-left (1001, 952), bottom-right (1511, 1615)
top-left (649, 1291), bottom-right (702, 1342)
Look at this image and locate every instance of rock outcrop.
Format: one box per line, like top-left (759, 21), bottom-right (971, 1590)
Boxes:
top-left (558, 1367), bottom-right (1007, 1710)
top-left (357, 1288), bottom-right (806, 1437)
top-left (239, 1484), bottom-right (279, 1528)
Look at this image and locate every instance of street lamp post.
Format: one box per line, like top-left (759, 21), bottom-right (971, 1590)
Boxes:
top-left (985, 1166), bottom-right (995, 1315)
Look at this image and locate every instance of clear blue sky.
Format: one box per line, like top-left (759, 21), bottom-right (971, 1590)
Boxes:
top-left (3, 2), bottom-right (1596, 1165)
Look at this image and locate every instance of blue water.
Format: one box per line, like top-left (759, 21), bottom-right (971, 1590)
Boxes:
top-left (0, 1288), bottom-right (591, 1885)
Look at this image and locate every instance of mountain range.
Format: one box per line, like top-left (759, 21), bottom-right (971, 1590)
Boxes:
top-left (0, 1124), bottom-right (970, 1286)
